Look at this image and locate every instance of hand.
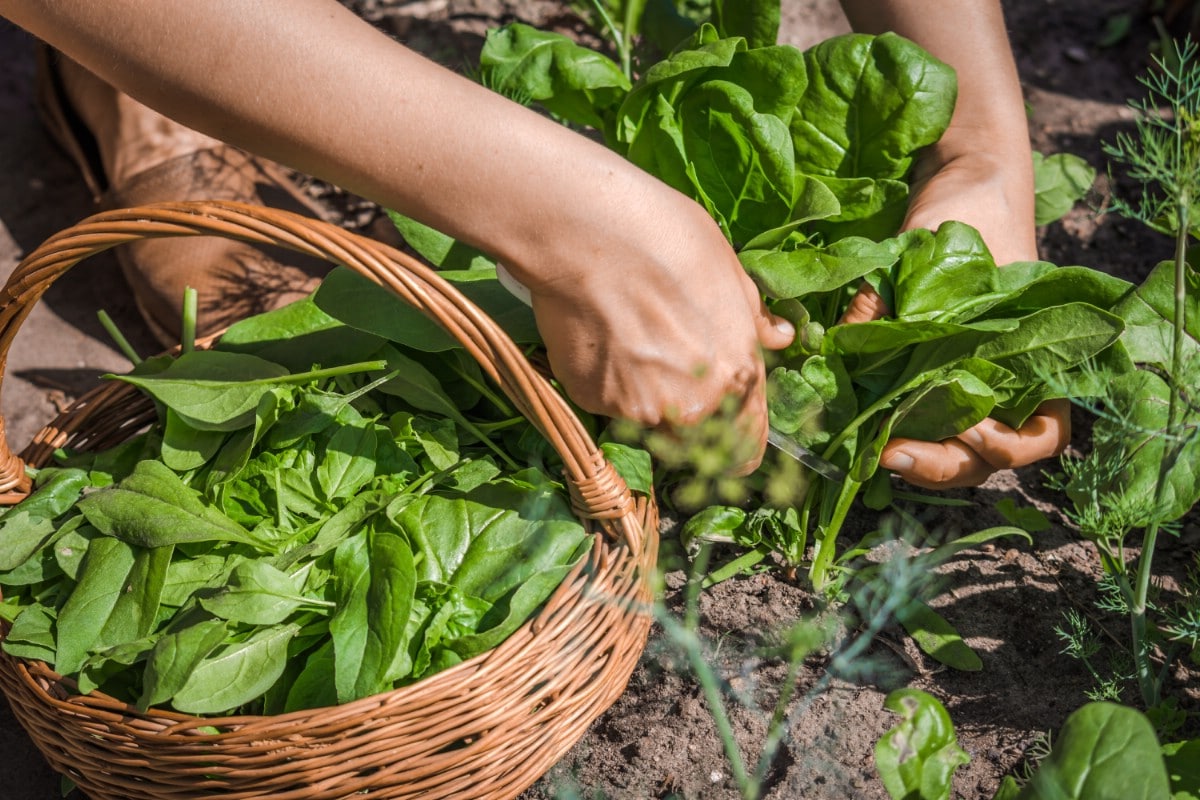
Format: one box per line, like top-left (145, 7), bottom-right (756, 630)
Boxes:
top-left (521, 188), bottom-right (794, 476)
top-left (837, 150), bottom-right (1065, 489)
top-left (903, 148), bottom-right (1037, 266)
top-left (879, 400), bottom-right (1071, 489)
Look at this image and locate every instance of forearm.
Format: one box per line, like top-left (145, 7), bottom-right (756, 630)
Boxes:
top-left (839, 0), bottom-right (1035, 262)
top-left (2, 0), bottom-right (654, 291)
top-left (839, 0), bottom-right (1030, 163)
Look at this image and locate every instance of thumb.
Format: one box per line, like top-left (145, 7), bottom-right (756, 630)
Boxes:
top-left (740, 274), bottom-right (794, 350)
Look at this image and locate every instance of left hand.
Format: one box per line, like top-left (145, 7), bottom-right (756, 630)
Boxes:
top-left (839, 149), bottom-right (1069, 489)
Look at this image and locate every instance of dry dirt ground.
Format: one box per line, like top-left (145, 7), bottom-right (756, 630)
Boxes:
top-left (0, 2), bottom-right (1198, 799)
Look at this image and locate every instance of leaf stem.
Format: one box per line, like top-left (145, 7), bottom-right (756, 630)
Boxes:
top-left (97, 310), bottom-right (143, 366)
top-left (181, 287), bottom-right (198, 355)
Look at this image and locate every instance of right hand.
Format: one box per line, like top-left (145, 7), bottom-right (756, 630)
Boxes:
top-left (516, 190), bottom-right (793, 476)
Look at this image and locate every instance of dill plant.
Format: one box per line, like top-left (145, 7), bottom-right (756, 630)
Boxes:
top-left (1059, 37), bottom-right (1200, 710)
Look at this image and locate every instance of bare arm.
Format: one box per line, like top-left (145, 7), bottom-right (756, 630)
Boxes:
top-left (838, 1), bottom-right (1060, 488)
top-left (0, 0), bottom-right (792, 469)
top-left (840, 0), bottom-right (1036, 263)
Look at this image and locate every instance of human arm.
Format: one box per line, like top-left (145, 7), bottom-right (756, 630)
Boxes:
top-left (0, 0), bottom-right (792, 472)
top-left (837, 0), bottom-right (1068, 488)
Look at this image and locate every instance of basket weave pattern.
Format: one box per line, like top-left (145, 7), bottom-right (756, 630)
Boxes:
top-left (0, 201), bottom-right (658, 799)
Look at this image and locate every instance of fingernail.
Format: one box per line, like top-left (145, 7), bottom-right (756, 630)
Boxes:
top-left (773, 318), bottom-right (795, 337)
top-left (882, 450), bottom-right (914, 471)
top-left (958, 427), bottom-right (984, 449)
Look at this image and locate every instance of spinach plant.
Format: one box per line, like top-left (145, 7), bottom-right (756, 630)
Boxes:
top-left (0, 292), bottom-right (648, 716)
top-left (876, 692), bottom-right (1198, 800)
top-left (383, 0), bottom-right (1126, 593)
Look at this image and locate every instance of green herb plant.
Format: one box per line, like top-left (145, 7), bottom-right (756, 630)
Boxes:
top-left (1052, 36), bottom-right (1200, 714)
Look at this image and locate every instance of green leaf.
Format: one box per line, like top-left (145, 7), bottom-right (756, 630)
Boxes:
top-left (393, 485), bottom-right (589, 602)
top-left (889, 370), bottom-right (996, 442)
top-left (479, 24), bottom-right (631, 130)
top-left (95, 544), bottom-right (172, 651)
top-left (973, 303), bottom-right (1124, 385)
top-left (889, 223), bottom-right (998, 321)
top-left (1017, 703), bottom-right (1170, 800)
top-left (313, 266), bottom-right (541, 353)
top-left (1033, 151), bottom-right (1096, 226)
top-left (2, 605), bottom-right (57, 662)
top-left (199, 560), bottom-right (325, 626)
top-left (875, 688), bottom-right (970, 800)
top-left (994, 498), bottom-right (1052, 533)
top-left (897, 599), bottom-right (983, 671)
top-left (170, 623), bottom-right (300, 715)
top-left (112, 350), bottom-right (292, 431)
top-left (316, 422), bottom-right (379, 502)
top-left (1068, 369), bottom-right (1200, 527)
top-left (0, 468), bottom-right (90, 570)
top-left (78, 460), bottom-right (268, 550)
top-left (599, 441), bottom-right (654, 495)
top-left (740, 235), bottom-right (898, 299)
top-left (1162, 739), bottom-right (1200, 800)
top-left (161, 409), bottom-right (227, 471)
top-left (386, 210), bottom-right (495, 272)
top-left (54, 537), bottom-right (138, 675)
top-left (793, 33), bottom-right (956, 181)
top-left (140, 617), bottom-right (229, 709)
top-left (1112, 259), bottom-right (1200, 370)
top-left (215, 294), bottom-right (385, 373)
top-left (767, 355), bottom-right (857, 448)
top-left (329, 530), bottom-right (417, 702)
top-left (711, 0), bottom-right (779, 49)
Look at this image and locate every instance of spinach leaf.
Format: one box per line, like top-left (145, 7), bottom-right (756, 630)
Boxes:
top-left (478, 24), bottom-right (631, 131)
top-left (170, 623), bottom-right (301, 715)
top-left (1032, 151), bottom-right (1096, 226)
top-left (1016, 703), bottom-right (1170, 800)
top-left (78, 460), bottom-right (271, 550)
top-left (710, 0), bottom-right (779, 49)
top-left (313, 266), bottom-right (541, 352)
top-left (112, 351), bottom-right (291, 431)
top-left (792, 33), bottom-right (956, 181)
top-left (54, 537), bottom-right (138, 675)
top-left (329, 529), bottom-right (417, 702)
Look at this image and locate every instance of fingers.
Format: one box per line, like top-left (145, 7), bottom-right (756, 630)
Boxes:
top-left (838, 283), bottom-right (889, 325)
top-left (881, 400), bottom-right (1072, 489)
top-left (726, 366), bottom-right (770, 477)
top-left (879, 437), bottom-right (995, 489)
top-left (955, 399), bottom-right (1071, 470)
top-left (740, 272), bottom-right (795, 351)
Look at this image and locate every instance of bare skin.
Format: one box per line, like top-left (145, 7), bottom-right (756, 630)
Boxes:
top-left (0, 0), bottom-right (1061, 482)
top-left (839, 0), bottom-right (1069, 488)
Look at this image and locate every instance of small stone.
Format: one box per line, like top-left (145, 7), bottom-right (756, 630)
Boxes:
top-left (710, 770), bottom-right (723, 783)
top-left (1065, 46), bottom-right (1089, 63)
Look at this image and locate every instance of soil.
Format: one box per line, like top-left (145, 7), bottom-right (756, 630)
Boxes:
top-left (0, 2), bottom-right (1197, 799)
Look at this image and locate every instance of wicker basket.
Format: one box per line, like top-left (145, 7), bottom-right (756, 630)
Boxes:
top-left (0, 200), bottom-right (658, 800)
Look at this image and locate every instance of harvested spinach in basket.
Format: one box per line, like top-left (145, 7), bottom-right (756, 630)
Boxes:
top-left (0, 290), bottom-right (648, 716)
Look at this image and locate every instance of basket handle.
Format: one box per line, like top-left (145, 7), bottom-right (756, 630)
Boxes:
top-left (0, 200), bottom-right (641, 548)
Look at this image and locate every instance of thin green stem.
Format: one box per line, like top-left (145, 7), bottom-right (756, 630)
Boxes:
top-left (702, 546), bottom-right (769, 588)
top-left (588, 0), bottom-right (630, 79)
top-left (181, 286), bottom-right (198, 355)
top-left (808, 477), bottom-right (862, 590)
top-left (96, 310), bottom-right (143, 366)
top-left (1132, 193), bottom-right (1190, 707)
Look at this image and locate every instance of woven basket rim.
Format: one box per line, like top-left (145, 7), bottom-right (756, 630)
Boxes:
top-left (0, 200), bottom-right (658, 800)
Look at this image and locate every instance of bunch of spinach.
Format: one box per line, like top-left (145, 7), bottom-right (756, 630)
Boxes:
top-left (0, 291), bottom-right (646, 716)
top-left (372, 0), bottom-right (1124, 591)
